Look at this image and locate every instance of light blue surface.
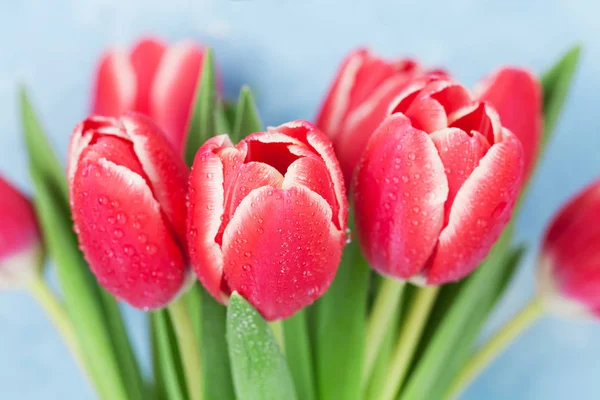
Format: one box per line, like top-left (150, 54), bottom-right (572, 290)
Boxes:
top-left (1, 0), bottom-right (599, 399)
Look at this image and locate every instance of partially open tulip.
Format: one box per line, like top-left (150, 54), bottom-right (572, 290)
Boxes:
top-left (538, 178), bottom-right (600, 318)
top-left (354, 76), bottom-right (524, 285)
top-left (68, 113), bottom-right (189, 309)
top-left (93, 37), bottom-right (205, 153)
top-left (315, 48), bottom-right (430, 184)
top-left (476, 67), bottom-right (542, 180)
top-left (0, 176), bottom-right (43, 288)
top-left (187, 120), bottom-right (347, 320)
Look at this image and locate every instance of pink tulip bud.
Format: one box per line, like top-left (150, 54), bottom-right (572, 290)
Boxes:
top-left (68, 113), bottom-right (189, 310)
top-left (476, 67), bottom-right (543, 180)
top-left (187, 120), bottom-right (348, 320)
top-left (0, 176), bottom-right (43, 288)
top-left (316, 48), bottom-right (440, 184)
top-left (538, 179), bottom-right (600, 318)
top-left (92, 37), bottom-right (207, 154)
top-left (354, 76), bottom-right (524, 285)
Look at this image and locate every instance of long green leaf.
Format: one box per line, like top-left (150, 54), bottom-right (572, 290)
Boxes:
top-left (21, 89), bottom-right (130, 400)
top-left (185, 48), bottom-right (217, 166)
top-left (365, 278), bottom-right (404, 400)
top-left (200, 289), bottom-right (235, 400)
top-left (151, 311), bottom-right (188, 400)
top-left (540, 45), bottom-right (582, 150)
top-left (100, 292), bottom-right (145, 400)
top-left (232, 85), bottom-right (262, 142)
top-left (283, 309), bottom-right (317, 400)
top-left (227, 292), bottom-right (297, 400)
top-left (420, 246), bottom-right (526, 400)
top-left (314, 215), bottom-right (371, 400)
top-left (398, 227), bottom-right (513, 400)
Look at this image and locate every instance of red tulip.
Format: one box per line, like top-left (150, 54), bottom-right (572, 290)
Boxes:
top-left (316, 48), bottom-right (430, 184)
top-left (0, 176), bottom-right (43, 288)
top-left (187, 120), bottom-right (347, 320)
top-left (93, 37), bottom-right (206, 154)
top-left (538, 178), bottom-right (600, 318)
top-left (354, 76), bottom-right (524, 285)
top-left (476, 67), bottom-right (542, 180)
top-left (68, 113), bottom-right (189, 309)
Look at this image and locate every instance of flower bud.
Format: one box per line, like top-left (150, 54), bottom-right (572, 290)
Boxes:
top-left (538, 179), bottom-right (600, 318)
top-left (93, 37), bottom-right (206, 153)
top-left (0, 176), bottom-right (43, 288)
top-left (354, 76), bottom-right (524, 285)
top-left (187, 120), bottom-right (348, 320)
top-left (68, 114), bottom-right (189, 309)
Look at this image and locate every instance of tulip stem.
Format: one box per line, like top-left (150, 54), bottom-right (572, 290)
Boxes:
top-left (363, 279), bottom-right (406, 388)
top-left (168, 297), bottom-right (204, 400)
top-left (28, 277), bottom-right (88, 376)
top-left (446, 296), bottom-right (543, 399)
top-left (269, 321), bottom-right (285, 353)
top-left (378, 285), bottom-right (439, 400)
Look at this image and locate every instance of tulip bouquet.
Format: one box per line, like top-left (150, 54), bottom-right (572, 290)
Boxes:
top-left (2, 36), bottom-right (594, 400)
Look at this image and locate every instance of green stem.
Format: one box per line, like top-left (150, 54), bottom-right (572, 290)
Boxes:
top-left (446, 297), bottom-right (543, 399)
top-left (363, 279), bottom-right (405, 388)
top-left (168, 297), bottom-right (204, 400)
top-left (28, 277), bottom-right (87, 376)
top-left (378, 285), bottom-right (440, 400)
top-left (269, 320), bottom-right (285, 352)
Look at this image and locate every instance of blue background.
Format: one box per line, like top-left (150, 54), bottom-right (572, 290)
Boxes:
top-left (1, 0), bottom-right (599, 398)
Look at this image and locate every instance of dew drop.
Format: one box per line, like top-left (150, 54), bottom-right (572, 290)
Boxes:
top-left (146, 244), bottom-right (158, 255)
top-left (116, 212), bottom-right (127, 224)
top-left (113, 229), bottom-right (124, 238)
top-left (98, 196), bottom-right (108, 205)
top-left (137, 234), bottom-right (148, 243)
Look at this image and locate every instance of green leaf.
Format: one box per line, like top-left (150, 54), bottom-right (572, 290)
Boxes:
top-left (399, 226), bottom-right (514, 400)
top-left (365, 278), bottom-right (403, 400)
top-left (185, 48), bottom-right (217, 166)
top-left (283, 309), bottom-right (317, 400)
top-left (184, 283), bottom-right (203, 344)
top-left (314, 215), bottom-right (371, 400)
top-left (227, 292), bottom-right (297, 400)
top-left (411, 245), bottom-right (526, 400)
top-left (100, 292), bottom-right (146, 400)
top-left (540, 45), bottom-right (582, 150)
top-left (215, 99), bottom-right (231, 136)
top-left (21, 89), bottom-right (130, 400)
top-left (201, 288), bottom-right (235, 400)
top-left (223, 100), bottom-right (238, 130)
top-left (151, 311), bottom-right (188, 400)
top-left (232, 85), bottom-right (262, 142)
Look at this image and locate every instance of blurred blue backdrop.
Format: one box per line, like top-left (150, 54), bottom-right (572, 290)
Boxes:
top-left (1, 0), bottom-right (599, 399)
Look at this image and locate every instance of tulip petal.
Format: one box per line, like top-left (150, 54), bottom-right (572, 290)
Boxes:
top-left (336, 75), bottom-right (417, 183)
top-left (354, 114), bottom-right (448, 279)
top-left (429, 128), bottom-right (491, 223)
top-left (71, 155), bottom-right (187, 309)
top-left (475, 67), bottom-right (542, 178)
top-left (0, 177), bottom-right (39, 261)
top-left (150, 41), bottom-right (205, 153)
top-left (120, 114), bottom-right (189, 244)
top-left (222, 186), bottom-right (343, 320)
top-left (92, 49), bottom-right (136, 117)
top-left (426, 128), bottom-right (523, 284)
top-left (271, 121), bottom-right (348, 231)
top-left (130, 37), bottom-right (167, 115)
top-left (283, 155), bottom-right (339, 225)
top-left (219, 160), bottom-right (284, 244)
top-left (187, 135), bottom-right (231, 301)
top-left (449, 101), bottom-right (502, 146)
top-left (316, 48), bottom-right (368, 140)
